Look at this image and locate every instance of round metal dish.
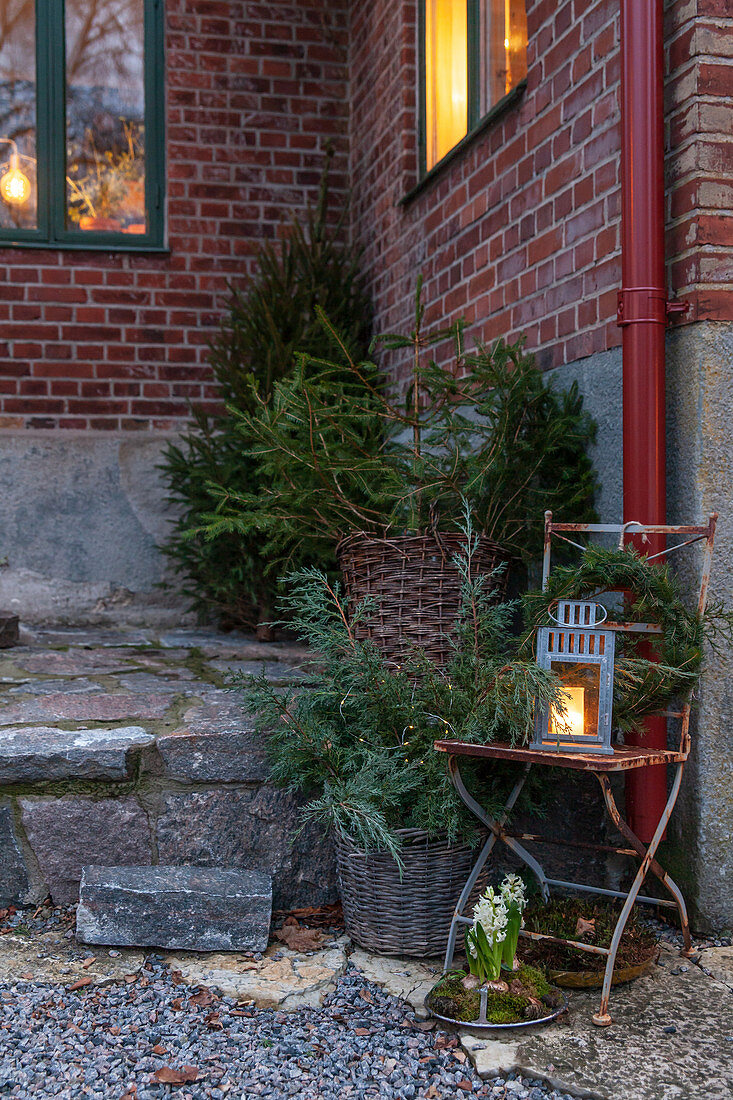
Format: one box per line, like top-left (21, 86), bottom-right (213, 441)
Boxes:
top-left (548, 947), bottom-right (659, 988)
top-left (424, 986), bottom-right (568, 1033)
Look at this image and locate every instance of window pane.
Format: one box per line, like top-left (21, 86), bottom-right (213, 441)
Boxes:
top-left (481, 0), bottom-right (527, 113)
top-left (0, 1), bottom-right (37, 230)
top-left (65, 0), bottom-right (146, 234)
top-left (425, 0), bottom-right (468, 171)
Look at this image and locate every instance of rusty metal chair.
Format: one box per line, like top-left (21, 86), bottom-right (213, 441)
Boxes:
top-left (435, 512), bottom-right (718, 1025)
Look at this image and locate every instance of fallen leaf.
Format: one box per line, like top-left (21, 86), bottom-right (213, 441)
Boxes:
top-left (427, 1087), bottom-right (439, 1098)
top-left (205, 1012), bottom-right (223, 1030)
top-left (453, 1050), bottom-right (466, 1063)
top-left (124, 974), bottom-right (137, 984)
top-left (120, 1087), bottom-right (137, 1099)
top-left (456, 1079), bottom-right (473, 1092)
top-left (274, 924), bottom-right (326, 952)
top-left (67, 977), bottom-right (93, 991)
top-left (190, 988), bottom-right (216, 1007)
top-left (151, 1044), bottom-right (167, 1055)
top-left (81, 957), bottom-right (96, 969)
top-left (168, 969), bottom-right (183, 985)
top-left (359, 988), bottom-right (374, 1004)
top-left (152, 1065), bottom-right (199, 1085)
top-left (110, 1026), bottom-right (121, 1036)
top-left (171, 998), bottom-right (183, 1011)
top-left (353, 1027), bottom-right (372, 1036)
top-left (229, 1010), bottom-right (251, 1018)
top-left (575, 916), bottom-right (596, 938)
top-left (20, 973), bottom-right (33, 981)
top-left (416, 1020), bottom-right (436, 1031)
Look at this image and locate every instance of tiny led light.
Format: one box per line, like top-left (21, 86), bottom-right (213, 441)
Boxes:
top-left (551, 686), bottom-right (585, 740)
top-left (0, 154), bottom-right (31, 206)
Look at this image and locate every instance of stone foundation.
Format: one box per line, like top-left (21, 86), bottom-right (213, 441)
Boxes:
top-left (0, 628), bottom-right (337, 911)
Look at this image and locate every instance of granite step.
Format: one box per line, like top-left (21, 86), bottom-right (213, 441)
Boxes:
top-left (76, 865), bottom-right (272, 952)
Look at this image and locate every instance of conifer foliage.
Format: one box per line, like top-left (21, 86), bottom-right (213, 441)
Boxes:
top-left (202, 279), bottom-right (598, 574)
top-left (238, 520), bottom-right (567, 858)
top-left (159, 156), bottom-right (372, 629)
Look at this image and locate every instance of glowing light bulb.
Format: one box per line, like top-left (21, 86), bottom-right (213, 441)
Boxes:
top-left (0, 154), bottom-right (31, 206)
top-left (504, 37), bottom-right (510, 49)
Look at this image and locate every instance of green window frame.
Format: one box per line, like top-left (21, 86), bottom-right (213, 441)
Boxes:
top-left (0, 0), bottom-right (165, 250)
top-left (418, 0), bottom-right (527, 179)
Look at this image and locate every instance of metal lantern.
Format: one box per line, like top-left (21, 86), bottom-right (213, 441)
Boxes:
top-left (532, 600), bottom-right (615, 755)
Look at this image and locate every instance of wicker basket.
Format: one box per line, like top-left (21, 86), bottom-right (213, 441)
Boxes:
top-left (335, 827), bottom-right (486, 957)
top-left (337, 532), bottom-right (508, 667)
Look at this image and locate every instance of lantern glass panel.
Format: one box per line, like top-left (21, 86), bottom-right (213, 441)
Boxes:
top-left (549, 661), bottom-right (601, 744)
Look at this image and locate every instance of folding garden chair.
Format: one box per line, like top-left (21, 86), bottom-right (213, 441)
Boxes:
top-left (435, 512), bottom-right (718, 1025)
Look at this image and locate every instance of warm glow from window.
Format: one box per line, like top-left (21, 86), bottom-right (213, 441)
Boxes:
top-left (483, 0), bottom-right (528, 111)
top-left (425, 0), bottom-right (468, 171)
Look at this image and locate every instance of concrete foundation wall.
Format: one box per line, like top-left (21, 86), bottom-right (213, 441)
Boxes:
top-left (551, 320), bottom-right (733, 932)
top-left (0, 431), bottom-right (188, 626)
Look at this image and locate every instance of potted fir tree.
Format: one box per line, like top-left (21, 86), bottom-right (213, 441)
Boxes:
top-left (206, 280), bottom-right (597, 661)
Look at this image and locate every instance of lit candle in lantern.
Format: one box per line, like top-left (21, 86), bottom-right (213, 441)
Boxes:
top-left (551, 686), bottom-right (586, 740)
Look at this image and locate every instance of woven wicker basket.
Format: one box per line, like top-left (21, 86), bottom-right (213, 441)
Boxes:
top-left (335, 827), bottom-right (486, 957)
top-left (337, 532), bottom-right (507, 667)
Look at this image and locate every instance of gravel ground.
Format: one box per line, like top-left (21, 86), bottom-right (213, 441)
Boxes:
top-left (0, 957), bottom-right (577, 1100)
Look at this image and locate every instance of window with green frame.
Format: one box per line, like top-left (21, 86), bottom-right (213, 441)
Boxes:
top-left (0, 0), bottom-right (164, 248)
top-left (419, 0), bottom-right (527, 175)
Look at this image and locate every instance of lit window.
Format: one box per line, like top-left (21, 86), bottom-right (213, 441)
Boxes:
top-left (0, 0), bottom-right (164, 248)
top-left (421, 0), bottom-right (528, 173)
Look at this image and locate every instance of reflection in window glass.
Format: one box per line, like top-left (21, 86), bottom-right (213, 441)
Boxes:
top-left (65, 0), bottom-right (146, 234)
top-left (481, 0), bottom-right (528, 114)
top-left (424, 0), bottom-right (468, 172)
top-left (0, 0), bottom-right (37, 230)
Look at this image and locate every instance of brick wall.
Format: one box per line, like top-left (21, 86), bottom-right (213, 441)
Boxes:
top-left (0, 0), bottom-right (349, 430)
top-left (349, 0), bottom-right (733, 374)
top-left (666, 0), bottom-right (733, 324)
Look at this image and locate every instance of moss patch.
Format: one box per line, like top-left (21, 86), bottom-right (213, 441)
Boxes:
top-left (522, 897), bottom-right (658, 973)
top-left (427, 964), bottom-right (562, 1025)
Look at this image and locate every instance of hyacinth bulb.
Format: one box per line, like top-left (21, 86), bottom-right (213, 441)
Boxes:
top-left (0, 155), bottom-right (31, 206)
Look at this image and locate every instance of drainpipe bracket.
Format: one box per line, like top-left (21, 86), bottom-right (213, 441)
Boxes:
top-left (616, 288), bottom-right (667, 326)
top-left (665, 298), bottom-right (690, 322)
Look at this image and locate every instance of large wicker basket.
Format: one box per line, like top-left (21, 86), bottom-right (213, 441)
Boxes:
top-left (335, 827), bottom-right (486, 957)
top-left (336, 532), bottom-right (508, 667)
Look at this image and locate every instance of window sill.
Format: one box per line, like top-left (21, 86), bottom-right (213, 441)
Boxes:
top-left (0, 237), bottom-right (169, 254)
top-left (401, 80), bottom-right (527, 207)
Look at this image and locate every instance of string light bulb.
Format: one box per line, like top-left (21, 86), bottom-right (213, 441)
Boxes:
top-left (0, 154), bottom-right (31, 206)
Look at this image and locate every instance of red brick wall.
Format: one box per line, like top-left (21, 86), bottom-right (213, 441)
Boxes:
top-left (349, 0), bottom-right (733, 375)
top-left (666, 0), bottom-right (733, 324)
top-left (0, 0), bottom-right (349, 430)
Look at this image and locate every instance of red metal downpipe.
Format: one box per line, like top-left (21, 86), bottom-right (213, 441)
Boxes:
top-left (618, 0), bottom-right (668, 841)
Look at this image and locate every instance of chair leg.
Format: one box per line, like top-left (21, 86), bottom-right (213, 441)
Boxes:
top-left (592, 763), bottom-right (686, 1026)
top-left (443, 759), bottom-right (546, 973)
top-left (598, 769), bottom-right (692, 954)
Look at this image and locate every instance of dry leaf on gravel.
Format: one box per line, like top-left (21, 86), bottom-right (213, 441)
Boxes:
top-left (67, 977), bottom-right (93, 991)
top-left (457, 1079), bottom-right (473, 1092)
top-left (189, 989), bottom-right (216, 1007)
top-left (152, 1065), bottom-right (199, 1085)
top-left (81, 957), bottom-right (96, 969)
top-left (359, 988), bottom-right (374, 1003)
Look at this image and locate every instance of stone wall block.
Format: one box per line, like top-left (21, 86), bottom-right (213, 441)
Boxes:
top-left (0, 803), bottom-right (31, 906)
top-left (155, 788), bottom-right (337, 911)
top-left (20, 796), bottom-right (153, 905)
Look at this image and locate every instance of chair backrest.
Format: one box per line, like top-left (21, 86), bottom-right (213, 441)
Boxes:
top-left (540, 512), bottom-right (718, 755)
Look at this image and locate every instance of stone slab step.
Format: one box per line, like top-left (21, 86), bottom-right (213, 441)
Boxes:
top-left (0, 726), bottom-right (154, 781)
top-left (76, 865), bottom-right (272, 952)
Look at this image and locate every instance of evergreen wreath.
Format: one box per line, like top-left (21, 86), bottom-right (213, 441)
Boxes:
top-left (521, 545), bottom-right (731, 735)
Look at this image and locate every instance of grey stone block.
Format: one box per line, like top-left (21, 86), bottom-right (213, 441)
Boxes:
top-left (76, 865), bottom-right (272, 952)
top-left (155, 698), bottom-right (268, 782)
top-left (0, 726), bottom-right (155, 782)
top-left (20, 797), bottom-right (153, 904)
top-left (0, 804), bottom-right (30, 905)
top-left (156, 788), bottom-right (337, 911)
top-left (0, 693), bottom-right (171, 726)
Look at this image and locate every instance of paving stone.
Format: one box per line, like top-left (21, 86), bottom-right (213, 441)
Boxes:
top-left (0, 692), bottom-right (172, 725)
top-left (116, 671), bottom-right (203, 694)
top-left (155, 788), bottom-right (337, 911)
top-left (699, 944), bottom-right (733, 989)
top-left (158, 630), bottom-right (311, 663)
top-left (154, 697), bottom-right (268, 782)
top-left (20, 797), bottom-right (153, 904)
top-left (0, 803), bottom-right (30, 905)
top-left (25, 628), bottom-right (154, 648)
top-left (349, 949), bottom-right (439, 1020)
top-left (0, 930), bottom-right (144, 986)
top-left (460, 944), bottom-right (733, 1100)
top-left (76, 865), bottom-right (272, 952)
top-left (8, 677), bottom-right (102, 696)
top-left (0, 725), bottom-right (154, 782)
top-left (210, 660), bottom-right (309, 684)
top-left (167, 937), bottom-right (349, 1010)
top-left (16, 650), bottom-right (140, 676)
